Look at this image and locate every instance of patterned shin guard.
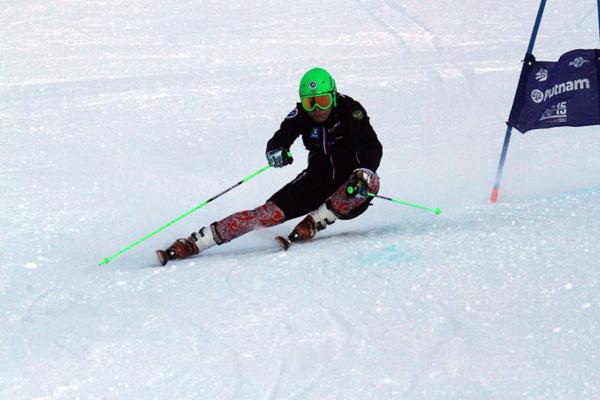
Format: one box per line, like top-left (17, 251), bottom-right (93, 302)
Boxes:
top-left (213, 201), bottom-right (286, 244)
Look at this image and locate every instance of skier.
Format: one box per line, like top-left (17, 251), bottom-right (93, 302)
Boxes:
top-left (157, 67), bottom-right (383, 265)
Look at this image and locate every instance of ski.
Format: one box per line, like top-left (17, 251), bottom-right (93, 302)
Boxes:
top-left (159, 237), bottom-right (292, 264)
top-left (275, 235), bottom-right (291, 251)
top-left (156, 249), bottom-right (169, 266)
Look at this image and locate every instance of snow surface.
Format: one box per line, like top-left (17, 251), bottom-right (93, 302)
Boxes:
top-left (1, 1), bottom-right (600, 399)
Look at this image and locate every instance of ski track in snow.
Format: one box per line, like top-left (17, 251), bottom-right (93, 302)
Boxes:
top-left (2, 0), bottom-right (600, 399)
top-left (353, 0), bottom-right (411, 55)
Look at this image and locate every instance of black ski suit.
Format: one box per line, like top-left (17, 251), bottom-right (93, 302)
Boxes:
top-left (267, 93), bottom-right (383, 220)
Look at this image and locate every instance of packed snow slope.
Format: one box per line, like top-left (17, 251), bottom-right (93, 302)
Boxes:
top-left (1, 1), bottom-right (599, 399)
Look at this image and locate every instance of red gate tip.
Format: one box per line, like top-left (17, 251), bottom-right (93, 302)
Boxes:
top-left (490, 189), bottom-right (499, 203)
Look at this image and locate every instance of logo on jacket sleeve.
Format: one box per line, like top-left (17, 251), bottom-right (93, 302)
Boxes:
top-left (352, 110), bottom-right (365, 120)
top-left (286, 108), bottom-right (299, 119)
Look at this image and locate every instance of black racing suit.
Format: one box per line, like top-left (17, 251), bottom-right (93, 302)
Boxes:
top-left (266, 93), bottom-right (383, 220)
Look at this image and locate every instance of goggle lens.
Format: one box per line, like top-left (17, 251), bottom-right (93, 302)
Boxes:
top-left (301, 93), bottom-right (333, 111)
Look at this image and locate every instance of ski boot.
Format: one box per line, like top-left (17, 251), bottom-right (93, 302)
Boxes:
top-left (156, 226), bottom-right (217, 266)
top-left (277, 204), bottom-right (338, 250)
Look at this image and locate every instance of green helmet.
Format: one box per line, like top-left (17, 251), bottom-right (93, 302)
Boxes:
top-left (299, 67), bottom-right (337, 107)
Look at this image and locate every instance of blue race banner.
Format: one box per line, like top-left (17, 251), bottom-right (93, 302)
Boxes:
top-left (507, 49), bottom-right (600, 133)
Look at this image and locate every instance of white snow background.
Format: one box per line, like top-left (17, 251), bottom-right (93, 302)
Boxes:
top-left (1, 1), bottom-right (599, 399)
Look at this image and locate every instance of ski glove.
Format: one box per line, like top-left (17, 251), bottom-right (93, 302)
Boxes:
top-left (266, 147), bottom-right (293, 168)
top-left (345, 168), bottom-right (376, 199)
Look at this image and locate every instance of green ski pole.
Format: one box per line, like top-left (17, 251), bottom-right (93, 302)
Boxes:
top-left (99, 164), bottom-right (272, 265)
top-left (367, 192), bottom-right (441, 215)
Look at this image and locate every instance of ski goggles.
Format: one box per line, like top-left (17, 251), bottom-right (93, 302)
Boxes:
top-left (300, 93), bottom-right (334, 112)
